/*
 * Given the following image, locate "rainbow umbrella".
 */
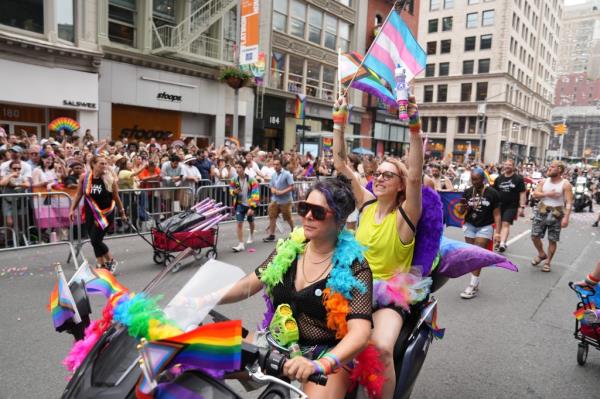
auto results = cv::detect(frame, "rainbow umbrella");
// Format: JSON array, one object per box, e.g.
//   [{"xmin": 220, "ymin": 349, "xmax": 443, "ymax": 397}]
[{"xmin": 48, "ymin": 117, "xmax": 80, "ymax": 134}]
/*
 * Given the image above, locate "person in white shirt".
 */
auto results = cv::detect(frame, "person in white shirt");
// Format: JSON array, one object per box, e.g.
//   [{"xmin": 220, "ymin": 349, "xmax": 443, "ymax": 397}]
[
  {"xmin": 182, "ymin": 154, "xmax": 201, "ymax": 207},
  {"xmin": 260, "ymin": 159, "xmax": 276, "ymax": 182},
  {"xmin": 244, "ymin": 152, "xmax": 262, "ymax": 181},
  {"xmin": 0, "ymin": 145, "xmax": 32, "ymax": 180}
]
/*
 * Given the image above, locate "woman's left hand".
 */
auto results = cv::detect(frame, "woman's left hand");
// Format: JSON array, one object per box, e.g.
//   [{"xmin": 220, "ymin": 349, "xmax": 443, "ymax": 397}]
[{"xmin": 283, "ymin": 356, "xmax": 317, "ymax": 383}]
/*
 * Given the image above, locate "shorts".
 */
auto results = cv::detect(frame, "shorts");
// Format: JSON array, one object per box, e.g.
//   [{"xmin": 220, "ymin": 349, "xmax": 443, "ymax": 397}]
[
  {"xmin": 268, "ymin": 201, "xmax": 292, "ymax": 221},
  {"xmin": 235, "ymin": 204, "xmax": 254, "ymax": 223},
  {"xmin": 500, "ymin": 207, "xmax": 518, "ymax": 225},
  {"xmin": 531, "ymin": 210, "xmax": 561, "ymax": 242},
  {"xmin": 463, "ymin": 223, "xmax": 494, "ymax": 240}
]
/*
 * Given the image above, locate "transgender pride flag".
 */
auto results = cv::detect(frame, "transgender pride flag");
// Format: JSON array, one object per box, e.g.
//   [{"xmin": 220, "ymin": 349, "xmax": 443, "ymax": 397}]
[{"xmin": 363, "ymin": 9, "xmax": 427, "ymax": 94}]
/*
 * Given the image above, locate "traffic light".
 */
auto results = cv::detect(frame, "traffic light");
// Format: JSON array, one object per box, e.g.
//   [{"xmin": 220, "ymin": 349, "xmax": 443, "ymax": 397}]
[{"xmin": 554, "ymin": 123, "xmax": 567, "ymax": 136}]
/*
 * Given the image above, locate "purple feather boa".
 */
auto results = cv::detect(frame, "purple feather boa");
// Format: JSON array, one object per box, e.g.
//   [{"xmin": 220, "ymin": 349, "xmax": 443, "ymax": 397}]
[
  {"xmin": 413, "ymin": 187, "xmax": 444, "ymax": 276},
  {"xmin": 260, "ymin": 291, "xmax": 275, "ymax": 330}
]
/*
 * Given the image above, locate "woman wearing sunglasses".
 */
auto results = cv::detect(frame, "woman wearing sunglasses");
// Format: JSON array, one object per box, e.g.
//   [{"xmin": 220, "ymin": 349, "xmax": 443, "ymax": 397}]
[
  {"xmin": 333, "ymin": 94, "xmax": 426, "ymax": 397},
  {"xmin": 204, "ymin": 177, "xmax": 375, "ymax": 398}
]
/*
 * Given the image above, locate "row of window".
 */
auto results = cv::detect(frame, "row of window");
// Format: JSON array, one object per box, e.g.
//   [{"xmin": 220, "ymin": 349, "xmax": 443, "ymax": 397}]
[
  {"xmin": 423, "ymin": 82, "xmax": 488, "ymax": 103},
  {"xmin": 426, "ymin": 35, "xmax": 492, "ymax": 56},
  {"xmin": 421, "ymin": 117, "xmax": 448, "ymax": 134},
  {"xmin": 466, "ymin": 10, "xmax": 495, "ymax": 28},
  {"xmin": 0, "ymin": 0, "xmax": 75, "ymax": 42},
  {"xmin": 428, "ymin": 17, "xmax": 453, "ymax": 33},
  {"xmin": 270, "ymin": 51, "xmax": 337, "ymax": 101},
  {"xmin": 273, "ymin": 0, "xmax": 351, "ymax": 53},
  {"xmin": 425, "ymin": 58, "xmax": 490, "ymax": 77},
  {"xmin": 429, "ymin": 0, "xmax": 495, "ymax": 11}
]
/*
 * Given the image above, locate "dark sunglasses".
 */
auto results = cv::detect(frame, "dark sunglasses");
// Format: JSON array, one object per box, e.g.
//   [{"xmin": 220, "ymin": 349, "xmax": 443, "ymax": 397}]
[
  {"xmin": 12, "ymin": 168, "xmax": 21, "ymax": 171},
  {"xmin": 373, "ymin": 170, "xmax": 402, "ymax": 181},
  {"xmin": 297, "ymin": 201, "xmax": 332, "ymax": 221}
]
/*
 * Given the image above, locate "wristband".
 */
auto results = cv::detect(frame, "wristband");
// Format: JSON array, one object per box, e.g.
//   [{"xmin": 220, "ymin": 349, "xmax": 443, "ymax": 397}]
[
  {"xmin": 333, "ymin": 123, "xmax": 343, "ymax": 131},
  {"xmin": 311, "ymin": 360, "xmax": 325, "ymax": 374},
  {"xmin": 408, "ymin": 108, "xmax": 421, "ymax": 133},
  {"xmin": 322, "ymin": 353, "xmax": 341, "ymax": 370},
  {"xmin": 587, "ymin": 273, "xmax": 600, "ymax": 284},
  {"xmin": 317, "ymin": 358, "xmax": 332, "ymax": 375},
  {"xmin": 332, "ymin": 104, "xmax": 349, "ymax": 125}
]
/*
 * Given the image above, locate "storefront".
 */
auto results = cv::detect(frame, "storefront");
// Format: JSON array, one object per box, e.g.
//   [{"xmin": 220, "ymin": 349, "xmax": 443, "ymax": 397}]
[
  {"xmin": 0, "ymin": 58, "xmax": 98, "ymax": 137},
  {"xmin": 426, "ymin": 139, "xmax": 446, "ymax": 160},
  {"xmin": 255, "ymin": 95, "xmax": 286, "ymax": 150},
  {"xmin": 99, "ymin": 60, "xmax": 254, "ymax": 145},
  {"xmin": 373, "ymin": 111, "xmax": 409, "ymax": 157},
  {"xmin": 453, "ymin": 139, "xmax": 483, "ymax": 164}
]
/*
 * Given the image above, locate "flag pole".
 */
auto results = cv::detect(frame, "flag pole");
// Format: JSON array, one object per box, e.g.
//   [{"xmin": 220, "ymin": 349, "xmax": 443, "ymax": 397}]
[{"xmin": 341, "ymin": 0, "xmax": 405, "ymax": 97}]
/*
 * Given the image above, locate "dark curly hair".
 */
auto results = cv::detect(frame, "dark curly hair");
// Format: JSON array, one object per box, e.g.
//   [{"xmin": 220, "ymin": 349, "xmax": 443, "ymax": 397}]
[{"xmin": 306, "ymin": 176, "xmax": 356, "ymax": 225}]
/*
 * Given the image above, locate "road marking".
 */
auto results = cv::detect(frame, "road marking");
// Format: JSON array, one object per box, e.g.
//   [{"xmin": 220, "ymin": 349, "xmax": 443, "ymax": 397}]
[{"xmin": 507, "ymin": 229, "xmax": 531, "ymax": 246}]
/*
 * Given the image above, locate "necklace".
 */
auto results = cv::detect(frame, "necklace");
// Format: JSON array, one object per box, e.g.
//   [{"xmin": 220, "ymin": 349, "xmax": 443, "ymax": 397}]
[
  {"xmin": 470, "ymin": 186, "xmax": 486, "ymax": 218},
  {"xmin": 306, "ymin": 242, "xmax": 333, "ymax": 264},
  {"xmin": 301, "ymin": 251, "xmax": 332, "ymax": 284}
]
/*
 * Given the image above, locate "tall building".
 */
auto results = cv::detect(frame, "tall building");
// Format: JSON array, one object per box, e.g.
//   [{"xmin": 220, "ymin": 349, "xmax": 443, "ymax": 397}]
[
  {"xmin": 413, "ymin": 0, "xmax": 560, "ymax": 164},
  {"xmin": 96, "ymin": 0, "xmax": 253, "ymax": 147},
  {"xmin": 256, "ymin": 0, "xmax": 366, "ymax": 151},
  {"xmin": 0, "ymin": 0, "xmax": 101, "ymax": 137}
]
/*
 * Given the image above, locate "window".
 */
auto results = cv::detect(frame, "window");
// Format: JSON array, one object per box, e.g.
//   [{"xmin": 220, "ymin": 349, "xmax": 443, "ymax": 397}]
[
  {"xmin": 153, "ymin": 0, "xmax": 175, "ymax": 27},
  {"xmin": 478, "ymin": 58, "xmax": 490, "ymax": 73},
  {"xmin": 463, "ymin": 60, "xmax": 474, "ymax": 74},
  {"xmin": 424, "ymin": 85, "xmax": 434, "ymax": 103},
  {"xmin": 338, "ymin": 0, "xmax": 351, "ymax": 6},
  {"xmin": 108, "ymin": 0, "xmax": 137, "ymax": 46},
  {"xmin": 0, "ymin": 0, "xmax": 44, "ymax": 34},
  {"xmin": 482, "ymin": 10, "xmax": 495, "ymax": 26},
  {"xmin": 440, "ymin": 117, "xmax": 448, "ymax": 133},
  {"xmin": 322, "ymin": 66, "xmax": 336, "ymax": 101},
  {"xmin": 468, "ymin": 116, "xmax": 477, "ymax": 133},
  {"xmin": 427, "ymin": 41, "xmax": 437, "ymax": 55},
  {"xmin": 458, "ymin": 117, "xmax": 466, "ymax": 133},
  {"xmin": 437, "ymin": 84, "xmax": 448, "ymax": 102},
  {"xmin": 324, "ymin": 14, "xmax": 337, "ymax": 50},
  {"xmin": 425, "ymin": 64, "xmax": 435, "ymax": 77},
  {"xmin": 271, "ymin": 51, "xmax": 285, "ymax": 90},
  {"xmin": 461, "ymin": 83, "xmax": 472, "ymax": 101},
  {"xmin": 306, "ymin": 8, "xmax": 322, "ymax": 44},
  {"xmin": 422, "ymin": 117, "xmax": 430, "ymax": 133},
  {"xmin": 468, "ymin": 0, "xmax": 480, "ymax": 4},
  {"xmin": 430, "ymin": 0, "xmax": 441, "ymax": 11},
  {"xmin": 476, "ymin": 82, "xmax": 488, "ymax": 101},
  {"xmin": 439, "ymin": 62, "xmax": 450, "ymax": 76},
  {"xmin": 338, "ymin": 20, "xmax": 350, "ymax": 52},
  {"xmin": 273, "ymin": 0, "xmax": 288, "ymax": 31},
  {"xmin": 466, "ymin": 13, "xmax": 478, "ymax": 28},
  {"xmin": 431, "ymin": 117, "xmax": 439, "ymax": 132},
  {"xmin": 306, "ymin": 61, "xmax": 320, "ymax": 97},
  {"xmin": 442, "ymin": 16, "xmax": 453, "ymax": 31},
  {"xmin": 444, "ymin": 0, "xmax": 454, "ymax": 8},
  {"xmin": 290, "ymin": 0, "xmax": 306, "ymax": 38},
  {"xmin": 464, "ymin": 36, "xmax": 476, "ymax": 51},
  {"xmin": 288, "ymin": 55, "xmax": 304, "ymax": 93},
  {"xmin": 480, "ymin": 34, "xmax": 492, "ymax": 49},
  {"xmin": 57, "ymin": 0, "xmax": 75, "ymax": 41},
  {"xmin": 428, "ymin": 19, "xmax": 439, "ymax": 33},
  {"xmin": 441, "ymin": 39, "xmax": 451, "ymax": 53}
]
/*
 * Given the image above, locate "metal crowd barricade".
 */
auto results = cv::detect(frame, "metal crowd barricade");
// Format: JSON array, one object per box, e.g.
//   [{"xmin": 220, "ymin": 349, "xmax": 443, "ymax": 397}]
[{"xmin": 0, "ymin": 191, "xmax": 76, "ymax": 251}]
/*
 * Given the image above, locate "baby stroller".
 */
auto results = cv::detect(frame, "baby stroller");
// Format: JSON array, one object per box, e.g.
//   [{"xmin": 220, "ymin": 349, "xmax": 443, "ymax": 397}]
[{"xmin": 568, "ymin": 282, "xmax": 600, "ymax": 365}]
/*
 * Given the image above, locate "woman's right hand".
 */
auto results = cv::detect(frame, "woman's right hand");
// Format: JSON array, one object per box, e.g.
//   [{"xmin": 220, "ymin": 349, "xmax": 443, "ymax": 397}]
[{"xmin": 283, "ymin": 356, "xmax": 319, "ymax": 383}]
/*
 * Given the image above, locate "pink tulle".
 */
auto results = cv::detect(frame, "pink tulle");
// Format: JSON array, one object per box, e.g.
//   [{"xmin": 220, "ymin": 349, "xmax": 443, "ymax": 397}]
[
  {"xmin": 350, "ymin": 344, "xmax": 386, "ymax": 399},
  {"xmin": 62, "ymin": 320, "xmax": 106, "ymax": 373},
  {"xmin": 373, "ymin": 268, "xmax": 432, "ymax": 311}
]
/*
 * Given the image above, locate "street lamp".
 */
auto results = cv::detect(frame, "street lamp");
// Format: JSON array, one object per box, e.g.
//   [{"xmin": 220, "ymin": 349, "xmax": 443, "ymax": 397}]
[{"xmin": 477, "ymin": 84, "xmax": 516, "ymax": 163}]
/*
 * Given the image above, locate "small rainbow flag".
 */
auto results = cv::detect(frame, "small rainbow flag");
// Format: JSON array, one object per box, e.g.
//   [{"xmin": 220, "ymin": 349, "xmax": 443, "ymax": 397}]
[
  {"xmin": 295, "ymin": 94, "xmax": 306, "ymax": 119},
  {"xmin": 49, "ymin": 265, "xmax": 81, "ymax": 330},
  {"xmin": 574, "ymin": 304, "xmax": 596, "ymax": 324},
  {"xmin": 86, "ymin": 267, "xmax": 128, "ymax": 298},
  {"xmin": 424, "ymin": 300, "xmax": 445, "ymax": 340},
  {"xmin": 48, "ymin": 117, "xmax": 80, "ymax": 133}
]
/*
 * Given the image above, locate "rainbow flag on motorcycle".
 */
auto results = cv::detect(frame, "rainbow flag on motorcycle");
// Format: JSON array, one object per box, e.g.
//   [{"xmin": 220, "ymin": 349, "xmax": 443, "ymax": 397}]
[
  {"xmin": 439, "ymin": 191, "xmax": 465, "ymax": 228},
  {"xmin": 68, "ymin": 260, "xmax": 128, "ymax": 298},
  {"xmin": 49, "ymin": 264, "xmax": 82, "ymax": 330}
]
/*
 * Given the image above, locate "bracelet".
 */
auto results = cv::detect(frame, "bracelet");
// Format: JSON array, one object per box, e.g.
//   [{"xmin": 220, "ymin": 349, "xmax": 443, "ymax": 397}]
[
  {"xmin": 585, "ymin": 277, "xmax": 598, "ymax": 286},
  {"xmin": 311, "ymin": 360, "xmax": 325, "ymax": 374},
  {"xmin": 333, "ymin": 123, "xmax": 343, "ymax": 131},
  {"xmin": 317, "ymin": 359, "xmax": 332, "ymax": 375},
  {"xmin": 322, "ymin": 353, "xmax": 341, "ymax": 370},
  {"xmin": 587, "ymin": 273, "xmax": 600, "ymax": 284}
]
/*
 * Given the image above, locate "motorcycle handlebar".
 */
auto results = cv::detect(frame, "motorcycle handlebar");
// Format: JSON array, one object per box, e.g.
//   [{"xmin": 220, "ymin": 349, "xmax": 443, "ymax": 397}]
[{"xmin": 252, "ymin": 345, "xmax": 328, "ymax": 386}]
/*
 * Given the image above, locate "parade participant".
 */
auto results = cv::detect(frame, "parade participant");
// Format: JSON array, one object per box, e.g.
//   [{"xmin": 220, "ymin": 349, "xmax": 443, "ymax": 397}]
[
  {"xmin": 574, "ymin": 259, "xmax": 600, "ymax": 324},
  {"xmin": 493, "ymin": 159, "xmax": 526, "ymax": 252},
  {"xmin": 69, "ymin": 155, "xmax": 126, "ymax": 273},
  {"xmin": 430, "ymin": 163, "xmax": 453, "ymax": 191},
  {"xmin": 333, "ymin": 94, "xmax": 425, "ymax": 397},
  {"xmin": 263, "ymin": 158, "xmax": 294, "ymax": 243},
  {"xmin": 213, "ymin": 177, "xmax": 373, "ymax": 398},
  {"xmin": 229, "ymin": 160, "xmax": 259, "ymax": 252},
  {"xmin": 459, "ymin": 167, "xmax": 501, "ymax": 299},
  {"xmin": 530, "ymin": 161, "xmax": 573, "ymax": 272}
]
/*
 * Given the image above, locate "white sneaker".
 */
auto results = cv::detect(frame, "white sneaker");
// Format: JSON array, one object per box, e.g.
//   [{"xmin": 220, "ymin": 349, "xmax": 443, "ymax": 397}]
[
  {"xmin": 460, "ymin": 284, "xmax": 479, "ymax": 299},
  {"xmin": 232, "ymin": 243, "xmax": 245, "ymax": 252},
  {"xmin": 246, "ymin": 235, "xmax": 254, "ymax": 244}
]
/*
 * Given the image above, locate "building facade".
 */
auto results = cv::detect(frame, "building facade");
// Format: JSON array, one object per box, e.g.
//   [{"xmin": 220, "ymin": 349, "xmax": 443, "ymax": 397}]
[
  {"xmin": 255, "ymin": 0, "xmax": 367, "ymax": 152},
  {"xmin": 550, "ymin": 106, "xmax": 600, "ymax": 160},
  {"xmin": 413, "ymin": 0, "xmax": 559, "ymax": 164},
  {"xmin": 0, "ymin": 0, "xmax": 101, "ymax": 138}
]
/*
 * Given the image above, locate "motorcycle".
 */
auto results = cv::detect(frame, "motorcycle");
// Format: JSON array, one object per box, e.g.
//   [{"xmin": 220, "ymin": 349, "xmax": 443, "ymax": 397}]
[
  {"xmin": 573, "ymin": 176, "xmax": 593, "ymax": 213},
  {"xmin": 59, "ymin": 259, "xmax": 449, "ymax": 399}
]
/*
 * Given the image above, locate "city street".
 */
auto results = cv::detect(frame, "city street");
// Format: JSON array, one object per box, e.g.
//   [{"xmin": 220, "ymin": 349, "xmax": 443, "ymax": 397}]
[{"xmin": 1, "ymin": 210, "xmax": 599, "ymax": 399}]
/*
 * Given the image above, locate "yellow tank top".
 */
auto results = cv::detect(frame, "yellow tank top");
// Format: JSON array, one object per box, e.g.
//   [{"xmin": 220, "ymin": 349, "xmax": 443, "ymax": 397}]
[{"xmin": 355, "ymin": 202, "xmax": 415, "ymax": 280}]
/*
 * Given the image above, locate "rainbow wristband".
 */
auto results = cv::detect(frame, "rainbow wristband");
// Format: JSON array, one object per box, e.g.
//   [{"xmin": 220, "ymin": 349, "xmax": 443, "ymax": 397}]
[
  {"xmin": 322, "ymin": 353, "xmax": 341, "ymax": 370},
  {"xmin": 408, "ymin": 108, "xmax": 421, "ymax": 133},
  {"xmin": 332, "ymin": 105, "xmax": 349, "ymax": 125},
  {"xmin": 311, "ymin": 360, "xmax": 325, "ymax": 374}
]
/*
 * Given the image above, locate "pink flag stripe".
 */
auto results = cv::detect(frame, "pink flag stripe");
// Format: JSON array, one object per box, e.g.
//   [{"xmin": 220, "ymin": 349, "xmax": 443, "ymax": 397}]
[{"xmin": 379, "ymin": 25, "xmax": 423, "ymax": 77}]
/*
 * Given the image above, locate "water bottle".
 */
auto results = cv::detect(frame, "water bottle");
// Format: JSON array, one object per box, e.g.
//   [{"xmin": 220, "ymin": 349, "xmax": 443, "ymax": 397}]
[{"xmin": 395, "ymin": 65, "xmax": 409, "ymax": 121}]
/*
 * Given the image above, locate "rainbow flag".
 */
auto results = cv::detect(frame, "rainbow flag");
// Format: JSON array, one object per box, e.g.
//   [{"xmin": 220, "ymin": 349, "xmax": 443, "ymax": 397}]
[
  {"xmin": 49, "ymin": 265, "xmax": 81, "ymax": 329},
  {"xmin": 338, "ymin": 51, "xmax": 396, "ymax": 107},
  {"xmin": 295, "ymin": 94, "xmax": 306, "ymax": 119},
  {"xmin": 86, "ymin": 267, "xmax": 128, "ymax": 297},
  {"xmin": 362, "ymin": 9, "xmax": 426, "ymax": 96}
]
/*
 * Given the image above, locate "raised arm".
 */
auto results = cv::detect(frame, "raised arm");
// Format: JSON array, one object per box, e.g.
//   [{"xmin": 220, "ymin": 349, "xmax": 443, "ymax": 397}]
[
  {"xmin": 332, "ymin": 96, "xmax": 374, "ymax": 208},
  {"xmin": 400, "ymin": 95, "xmax": 424, "ymax": 227}
]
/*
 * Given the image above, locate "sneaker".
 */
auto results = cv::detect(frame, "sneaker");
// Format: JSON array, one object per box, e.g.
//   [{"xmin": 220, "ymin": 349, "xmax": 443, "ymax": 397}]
[
  {"xmin": 263, "ymin": 235, "xmax": 276, "ymax": 243},
  {"xmin": 498, "ymin": 243, "xmax": 507, "ymax": 253},
  {"xmin": 246, "ymin": 235, "xmax": 254, "ymax": 244},
  {"xmin": 232, "ymin": 243, "xmax": 245, "ymax": 252},
  {"xmin": 460, "ymin": 284, "xmax": 479, "ymax": 299},
  {"xmin": 593, "ymin": 221, "xmax": 599, "ymax": 227},
  {"xmin": 105, "ymin": 259, "xmax": 118, "ymax": 274}
]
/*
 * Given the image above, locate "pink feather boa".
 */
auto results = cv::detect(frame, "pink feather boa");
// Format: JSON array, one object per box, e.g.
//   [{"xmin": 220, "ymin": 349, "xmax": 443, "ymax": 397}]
[{"xmin": 373, "ymin": 268, "xmax": 432, "ymax": 311}]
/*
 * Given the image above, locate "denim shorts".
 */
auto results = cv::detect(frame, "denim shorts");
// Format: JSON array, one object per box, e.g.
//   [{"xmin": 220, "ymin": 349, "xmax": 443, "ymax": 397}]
[
  {"xmin": 235, "ymin": 204, "xmax": 254, "ymax": 223},
  {"xmin": 463, "ymin": 222, "xmax": 494, "ymax": 240}
]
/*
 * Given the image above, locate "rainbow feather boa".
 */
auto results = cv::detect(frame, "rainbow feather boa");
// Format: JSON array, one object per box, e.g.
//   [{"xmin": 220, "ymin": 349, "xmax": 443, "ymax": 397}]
[
  {"xmin": 372, "ymin": 268, "xmax": 432, "ymax": 312},
  {"xmin": 260, "ymin": 228, "xmax": 385, "ymax": 398}
]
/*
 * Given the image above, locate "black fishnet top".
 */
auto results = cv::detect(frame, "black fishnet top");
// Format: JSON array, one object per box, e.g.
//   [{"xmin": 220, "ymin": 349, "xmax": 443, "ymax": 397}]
[{"xmin": 256, "ymin": 250, "xmax": 373, "ymax": 346}]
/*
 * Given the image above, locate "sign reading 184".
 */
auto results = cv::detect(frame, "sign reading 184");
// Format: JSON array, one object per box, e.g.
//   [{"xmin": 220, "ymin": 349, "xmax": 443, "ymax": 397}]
[{"xmin": 268, "ymin": 116, "xmax": 281, "ymax": 126}]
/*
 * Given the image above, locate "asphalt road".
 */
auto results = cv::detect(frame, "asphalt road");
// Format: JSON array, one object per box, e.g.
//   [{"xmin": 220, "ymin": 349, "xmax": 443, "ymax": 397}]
[{"xmin": 1, "ymin": 209, "xmax": 599, "ymax": 399}]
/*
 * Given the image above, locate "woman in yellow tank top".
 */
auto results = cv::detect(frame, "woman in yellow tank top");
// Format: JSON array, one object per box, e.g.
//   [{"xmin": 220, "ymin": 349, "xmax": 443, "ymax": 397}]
[{"xmin": 333, "ymin": 95, "xmax": 427, "ymax": 398}]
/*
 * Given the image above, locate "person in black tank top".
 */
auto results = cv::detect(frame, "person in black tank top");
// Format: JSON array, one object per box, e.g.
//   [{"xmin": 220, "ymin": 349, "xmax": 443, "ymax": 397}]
[{"xmin": 70, "ymin": 155, "xmax": 127, "ymax": 273}]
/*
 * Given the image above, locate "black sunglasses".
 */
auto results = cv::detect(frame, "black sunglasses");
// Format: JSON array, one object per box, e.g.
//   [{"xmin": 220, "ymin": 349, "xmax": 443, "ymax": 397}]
[
  {"xmin": 297, "ymin": 201, "xmax": 332, "ymax": 221},
  {"xmin": 12, "ymin": 168, "xmax": 21, "ymax": 171},
  {"xmin": 373, "ymin": 170, "xmax": 402, "ymax": 181}
]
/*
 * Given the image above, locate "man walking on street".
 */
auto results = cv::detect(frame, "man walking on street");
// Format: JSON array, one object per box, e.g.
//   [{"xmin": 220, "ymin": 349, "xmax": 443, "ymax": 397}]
[
  {"xmin": 493, "ymin": 159, "xmax": 526, "ymax": 252},
  {"xmin": 229, "ymin": 160, "xmax": 259, "ymax": 252},
  {"xmin": 263, "ymin": 158, "xmax": 294, "ymax": 242},
  {"xmin": 530, "ymin": 161, "xmax": 573, "ymax": 272}
]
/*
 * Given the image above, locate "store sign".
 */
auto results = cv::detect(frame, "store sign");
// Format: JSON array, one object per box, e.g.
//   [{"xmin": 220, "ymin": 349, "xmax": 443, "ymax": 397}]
[
  {"xmin": 63, "ymin": 100, "xmax": 97, "ymax": 109},
  {"xmin": 112, "ymin": 104, "xmax": 181, "ymax": 143},
  {"xmin": 240, "ymin": 0, "xmax": 259, "ymax": 65},
  {"xmin": 118, "ymin": 125, "xmax": 176, "ymax": 141},
  {"xmin": 157, "ymin": 92, "xmax": 182, "ymax": 102}
]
